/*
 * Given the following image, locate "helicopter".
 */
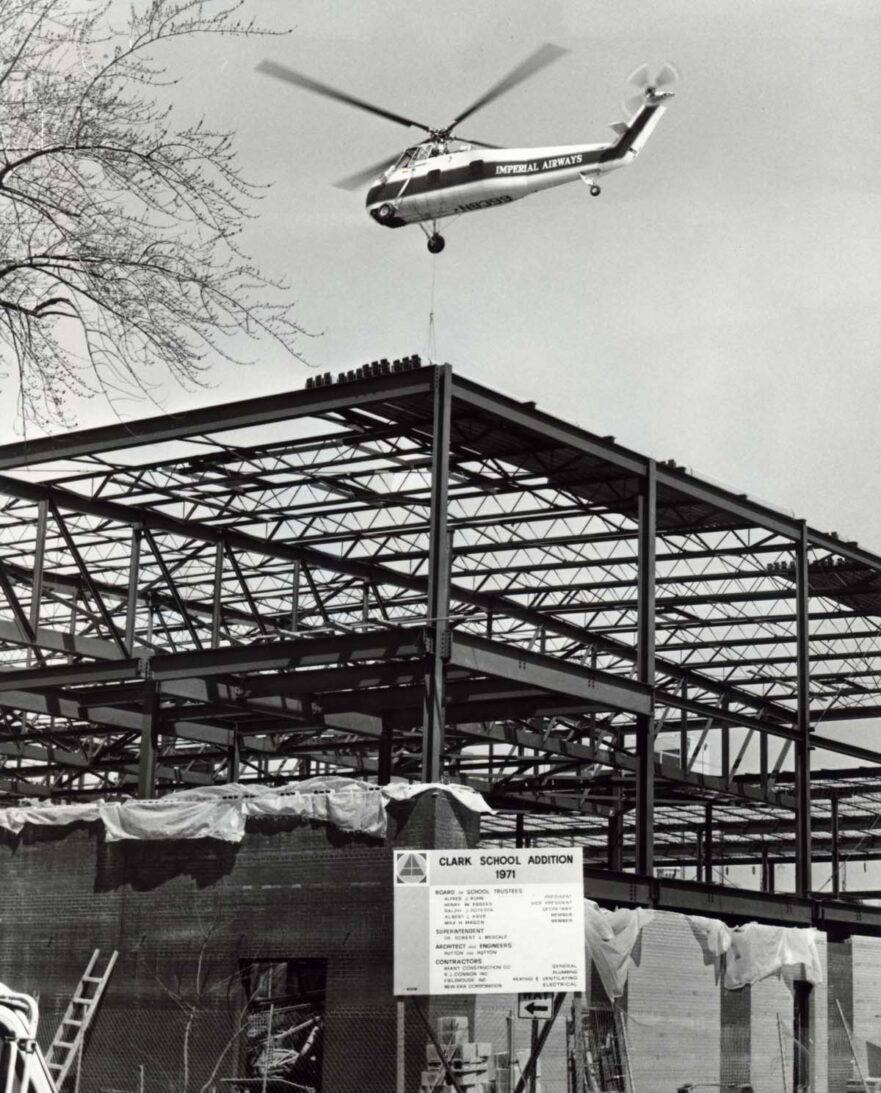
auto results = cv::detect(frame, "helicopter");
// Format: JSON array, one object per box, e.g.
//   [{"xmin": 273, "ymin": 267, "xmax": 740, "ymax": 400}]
[{"xmin": 257, "ymin": 45, "xmax": 679, "ymax": 253}]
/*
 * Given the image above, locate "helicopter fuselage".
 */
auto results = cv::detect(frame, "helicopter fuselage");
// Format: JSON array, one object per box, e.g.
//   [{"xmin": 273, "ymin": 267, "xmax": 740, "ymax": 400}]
[{"xmin": 366, "ymin": 99, "xmax": 667, "ymax": 228}]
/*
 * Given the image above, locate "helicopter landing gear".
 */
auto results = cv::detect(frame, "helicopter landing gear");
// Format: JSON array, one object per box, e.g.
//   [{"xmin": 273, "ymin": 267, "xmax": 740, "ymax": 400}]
[
  {"xmin": 427, "ymin": 233, "xmax": 445, "ymax": 254},
  {"xmin": 377, "ymin": 202, "xmax": 396, "ymax": 221},
  {"xmin": 589, "ymin": 184, "xmax": 601, "ymax": 196}
]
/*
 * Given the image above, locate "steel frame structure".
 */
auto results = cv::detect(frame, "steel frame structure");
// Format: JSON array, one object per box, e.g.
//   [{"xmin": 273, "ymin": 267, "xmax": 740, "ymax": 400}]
[{"xmin": 1, "ymin": 358, "xmax": 881, "ymax": 921}]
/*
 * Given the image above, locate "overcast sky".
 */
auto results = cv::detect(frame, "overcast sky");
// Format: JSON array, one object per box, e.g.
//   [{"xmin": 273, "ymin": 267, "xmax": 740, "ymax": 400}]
[{"xmin": 22, "ymin": 0, "xmax": 881, "ymax": 555}]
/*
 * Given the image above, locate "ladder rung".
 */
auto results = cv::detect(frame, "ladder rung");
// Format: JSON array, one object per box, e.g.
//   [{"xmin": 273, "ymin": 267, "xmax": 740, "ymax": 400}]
[
  {"xmin": 72, "ymin": 997, "xmax": 94, "ymax": 1005},
  {"xmin": 54, "ymin": 1041, "xmax": 76, "ymax": 1049},
  {"xmin": 82, "ymin": 976, "xmax": 103, "ymax": 983},
  {"xmin": 62, "ymin": 1019, "xmax": 84, "ymax": 1027}
]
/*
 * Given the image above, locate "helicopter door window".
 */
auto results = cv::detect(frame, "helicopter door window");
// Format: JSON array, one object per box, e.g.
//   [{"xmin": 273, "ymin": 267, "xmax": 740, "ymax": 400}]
[
  {"xmin": 468, "ymin": 159, "xmax": 484, "ymax": 178},
  {"xmin": 427, "ymin": 168, "xmax": 441, "ymax": 187}
]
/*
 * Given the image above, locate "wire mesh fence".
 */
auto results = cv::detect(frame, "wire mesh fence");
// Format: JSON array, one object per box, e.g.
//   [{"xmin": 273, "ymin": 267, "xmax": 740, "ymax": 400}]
[
  {"xmin": 27, "ymin": 932, "xmax": 881, "ymax": 1093},
  {"xmin": 44, "ymin": 986, "xmax": 830, "ymax": 1093}
]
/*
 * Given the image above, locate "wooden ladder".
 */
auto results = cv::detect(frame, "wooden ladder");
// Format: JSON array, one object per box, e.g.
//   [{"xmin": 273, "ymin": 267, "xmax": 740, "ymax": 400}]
[{"xmin": 45, "ymin": 949, "xmax": 119, "ymax": 1088}]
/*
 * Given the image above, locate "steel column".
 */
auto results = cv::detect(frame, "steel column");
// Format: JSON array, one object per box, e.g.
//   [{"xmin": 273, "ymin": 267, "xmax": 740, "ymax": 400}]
[
  {"xmin": 703, "ymin": 803, "xmax": 714, "ymax": 884},
  {"xmin": 607, "ymin": 807, "xmax": 624, "ymax": 871},
  {"xmin": 137, "ymin": 680, "xmax": 160, "ymax": 799},
  {"xmin": 635, "ymin": 460, "xmax": 656, "ymax": 875},
  {"xmin": 211, "ymin": 540, "xmax": 224, "ymax": 646},
  {"xmin": 26, "ymin": 500, "xmax": 48, "ymax": 667},
  {"xmin": 291, "ymin": 560, "xmax": 301, "ymax": 634},
  {"xmin": 831, "ymin": 795, "xmax": 840, "ymax": 897},
  {"xmin": 227, "ymin": 733, "xmax": 241, "ymax": 783},
  {"xmin": 795, "ymin": 521, "xmax": 812, "ymax": 896},
  {"xmin": 679, "ymin": 682, "xmax": 688, "ymax": 769},
  {"xmin": 378, "ymin": 720, "xmax": 394, "ymax": 786},
  {"xmin": 125, "ymin": 526, "xmax": 142, "ymax": 655},
  {"xmin": 421, "ymin": 365, "xmax": 452, "ymax": 782}
]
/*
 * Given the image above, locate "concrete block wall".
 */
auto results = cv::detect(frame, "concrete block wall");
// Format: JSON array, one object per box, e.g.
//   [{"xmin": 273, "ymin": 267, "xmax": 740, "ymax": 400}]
[
  {"xmin": 828, "ymin": 938, "xmax": 854, "ymax": 1092},
  {"xmin": 850, "ymin": 936, "xmax": 881, "ymax": 1081},
  {"xmin": 720, "ymin": 980, "xmax": 750, "ymax": 1091},
  {"xmin": 619, "ymin": 912, "xmax": 831, "ymax": 1093},
  {"xmin": 625, "ymin": 911, "xmax": 722, "ymax": 1092},
  {"xmin": 815, "ymin": 935, "xmax": 830, "ymax": 1093},
  {"xmin": 749, "ymin": 970, "xmax": 797, "ymax": 1093}
]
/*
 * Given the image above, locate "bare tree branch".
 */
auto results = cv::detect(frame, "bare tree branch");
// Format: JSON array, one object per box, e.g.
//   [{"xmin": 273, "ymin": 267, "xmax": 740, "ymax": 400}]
[{"xmin": 0, "ymin": 0, "xmax": 304, "ymax": 426}]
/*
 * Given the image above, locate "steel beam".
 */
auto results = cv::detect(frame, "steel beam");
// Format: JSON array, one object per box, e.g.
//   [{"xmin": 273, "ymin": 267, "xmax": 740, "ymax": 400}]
[
  {"xmin": 0, "ymin": 369, "xmax": 435, "ymax": 470},
  {"xmin": 455, "ymin": 721, "xmax": 795, "ymax": 809},
  {"xmin": 448, "ymin": 632, "xmax": 652, "ymax": 715},
  {"xmin": 451, "ymin": 375, "xmax": 881, "ymax": 572},
  {"xmin": 0, "ymin": 471, "xmax": 804, "ymax": 734}
]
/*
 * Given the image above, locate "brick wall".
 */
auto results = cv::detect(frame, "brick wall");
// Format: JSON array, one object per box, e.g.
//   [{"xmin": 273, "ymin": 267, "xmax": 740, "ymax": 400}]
[{"xmin": 0, "ymin": 793, "xmax": 479, "ymax": 1093}]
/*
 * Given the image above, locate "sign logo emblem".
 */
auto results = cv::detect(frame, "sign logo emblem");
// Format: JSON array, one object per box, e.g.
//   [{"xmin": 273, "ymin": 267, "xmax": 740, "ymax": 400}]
[{"xmin": 395, "ymin": 851, "xmax": 428, "ymax": 884}]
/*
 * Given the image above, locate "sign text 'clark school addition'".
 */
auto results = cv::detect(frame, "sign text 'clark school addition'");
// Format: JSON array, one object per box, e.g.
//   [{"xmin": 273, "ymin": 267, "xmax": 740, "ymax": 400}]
[{"xmin": 393, "ymin": 849, "xmax": 585, "ymax": 996}]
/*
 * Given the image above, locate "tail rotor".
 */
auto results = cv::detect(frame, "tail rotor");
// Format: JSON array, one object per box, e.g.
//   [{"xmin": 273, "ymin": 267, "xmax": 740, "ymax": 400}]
[{"xmin": 622, "ymin": 61, "xmax": 681, "ymax": 118}]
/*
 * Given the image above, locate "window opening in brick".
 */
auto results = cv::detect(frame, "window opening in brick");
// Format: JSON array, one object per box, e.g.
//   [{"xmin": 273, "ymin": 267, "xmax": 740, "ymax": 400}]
[{"xmin": 238, "ymin": 959, "xmax": 326, "ymax": 1093}]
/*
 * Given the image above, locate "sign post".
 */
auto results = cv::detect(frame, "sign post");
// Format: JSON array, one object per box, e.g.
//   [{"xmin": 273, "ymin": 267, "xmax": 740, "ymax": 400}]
[{"xmin": 393, "ymin": 848, "xmax": 585, "ymax": 996}]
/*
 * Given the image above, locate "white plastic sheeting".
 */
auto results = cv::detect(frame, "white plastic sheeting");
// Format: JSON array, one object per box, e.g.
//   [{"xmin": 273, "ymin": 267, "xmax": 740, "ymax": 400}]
[
  {"xmin": 583, "ymin": 899, "xmax": 656, "ymax": 1000},
  {"xmin": 0, "ymin": 777, "xmax": 494, "ymax": 843},
  {"xmin": 0, "ymin": 801, "xmax": 101, "ymax": 833},
  {"xmin": 583, "ymin": 906, "xmax": 823, "ymax": 999},
  {"xmin": 688, "ymin": 915, "xmax": 823, "ymax": 989}
]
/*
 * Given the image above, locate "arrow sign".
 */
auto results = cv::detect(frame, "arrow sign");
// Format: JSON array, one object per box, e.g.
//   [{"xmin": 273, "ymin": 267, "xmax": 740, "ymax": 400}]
[{"xmin": 518, "ymin": 993, "xmax": 554, "ymax": 1020}]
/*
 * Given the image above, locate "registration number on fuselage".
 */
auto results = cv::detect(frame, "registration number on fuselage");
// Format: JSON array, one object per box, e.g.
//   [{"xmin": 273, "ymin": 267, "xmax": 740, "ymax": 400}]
[{"xmin": 455, "ymin": 195, "xmax": 514, "ymax": 213}]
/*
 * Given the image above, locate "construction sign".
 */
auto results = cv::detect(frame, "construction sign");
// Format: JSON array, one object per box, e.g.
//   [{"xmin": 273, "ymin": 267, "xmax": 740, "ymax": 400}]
[{"xmin": 393, "ymin": 848, "xmax": 585, "ymax": 995}]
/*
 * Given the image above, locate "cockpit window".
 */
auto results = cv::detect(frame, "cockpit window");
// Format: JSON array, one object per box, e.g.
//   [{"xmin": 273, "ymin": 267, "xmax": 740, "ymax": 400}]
[
  {"xmin": 395, "ymin": 147, "xmax": 420, "ymax": 169},
  {"xmin": 391, "ymin": 143, "xmax": 443, "ymax": 172}
]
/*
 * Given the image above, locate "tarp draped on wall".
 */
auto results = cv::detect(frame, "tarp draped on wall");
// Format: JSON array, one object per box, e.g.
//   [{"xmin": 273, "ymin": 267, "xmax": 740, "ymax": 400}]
[
  {"xmin": 582, "ymin": 904, "xmax": 823, "ymax": 998},
  {"xmin": 583, "ymin": 899, "xmax": 655, "ymax": 1000},
  {"xmin": 0, "ymin": 777, "xmax": 494, "ymax": 842},
  {"xmin": 687, "ymin": 915, "xmax": 823, "ymax": 988}
]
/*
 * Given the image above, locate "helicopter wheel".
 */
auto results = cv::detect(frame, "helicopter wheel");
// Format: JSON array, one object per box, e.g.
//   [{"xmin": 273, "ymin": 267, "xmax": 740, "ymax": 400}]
[
  {"xmin": 377, "ymin": 203, "xmax": 396, "ymax": 221},
  {"xmin": 589, "ymin": 184, "xmax": 601, "ymax": 196},
  {"xmin": 427, "ymin": 233, "xmax": 445, "ymax": 254}
]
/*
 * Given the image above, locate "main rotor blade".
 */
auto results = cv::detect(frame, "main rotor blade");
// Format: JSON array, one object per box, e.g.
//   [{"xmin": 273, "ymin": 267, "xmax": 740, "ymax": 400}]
[
  {"xmin": 448, "ymin": 42, "xmax": 568, "ymax": 129},
  {"xmin": 333, "ymin": 154, "xmax": 400, "ymax": 191},
  {"xmin": 257, "ymin": 59, "xmax": 432, "ymax": 133}
]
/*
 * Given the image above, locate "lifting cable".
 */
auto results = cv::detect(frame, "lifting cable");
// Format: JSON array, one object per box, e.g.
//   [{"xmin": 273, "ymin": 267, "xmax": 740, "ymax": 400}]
[{"xmin": 426, "ymin": 244, "xmax": 439, "ymax": 362}]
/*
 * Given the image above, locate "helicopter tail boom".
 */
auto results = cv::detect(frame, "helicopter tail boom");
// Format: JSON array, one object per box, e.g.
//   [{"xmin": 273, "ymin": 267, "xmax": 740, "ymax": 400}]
[{"xmin": 600, "ymin": 98, "xmax": 670, "ymax": 167}]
